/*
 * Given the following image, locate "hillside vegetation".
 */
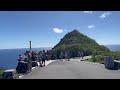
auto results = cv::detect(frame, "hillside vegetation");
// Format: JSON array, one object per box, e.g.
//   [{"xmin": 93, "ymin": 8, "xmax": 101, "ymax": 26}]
[
  {"xmin": 51, "ymin": 29, "xmax": 110, "ymax": 58},
  {"xmin": 0, "ymin": 69, "xmax": 4, "ymax": 78}
]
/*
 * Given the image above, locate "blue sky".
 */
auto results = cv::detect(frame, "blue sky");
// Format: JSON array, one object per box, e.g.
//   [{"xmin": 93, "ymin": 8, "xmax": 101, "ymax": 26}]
[{"xmin": 0, "ymin": 11, "xmax": 119, "ymax": 49}]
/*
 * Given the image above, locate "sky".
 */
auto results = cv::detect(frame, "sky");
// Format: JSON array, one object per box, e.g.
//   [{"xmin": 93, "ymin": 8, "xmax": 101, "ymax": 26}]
[{"xmin": 0, "ymin": 11, "xmax": 120, "ymax": 49}]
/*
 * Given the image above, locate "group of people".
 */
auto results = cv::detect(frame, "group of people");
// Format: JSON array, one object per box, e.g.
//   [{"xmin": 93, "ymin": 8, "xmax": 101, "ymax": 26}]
[
  {"xmin": 18, "ymin": 51, "xmax": 32, "ymax": 62},
  {"xmin": 18, "ymin": 50, "xmax": 53, "ymax": 70},
  {"xmin": 59, "ymin": 51, "xmax": 70, "ymax": 61},
  {"xmin": 17, "ymin": 50, "xmax": 84, "ymax": 71},
  {"xmin": 18, "ymin": 51, "xmax": 32, "ymax": 72},
  {"xmin": 59, "ymin": 51, "xmax": 84, "ymax": 61},
  {"xmin": 38, "ymin": 50, "xmax": 48, "ymax": 67},
  {"xmin": 78, "ymin": 52, "xmax": 84, "ymax": 59}
]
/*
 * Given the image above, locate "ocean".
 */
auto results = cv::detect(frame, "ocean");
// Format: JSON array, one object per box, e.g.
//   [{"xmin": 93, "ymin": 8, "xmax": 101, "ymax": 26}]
[
  {"xmin": 105, "ymin": 45, "xmax": 120, "ymax": 51},
  {"xmin": 0, "ymin": 47, "xmax": 51, "ymax": 70}
]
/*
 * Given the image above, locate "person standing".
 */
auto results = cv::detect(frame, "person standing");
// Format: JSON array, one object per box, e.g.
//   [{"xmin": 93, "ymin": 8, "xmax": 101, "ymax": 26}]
[
  {"xmin": 24, "ymin": 53, "xmax": 28, "ymax": 62},
  {"xmin": 78, "ymin": 51, "xmax": 81, "ymax": 58},
  {"xmin": 38, "ymin": 51, "xmax": 42, "ymax": 67},
  {"xmin": 27, "ymin": 51, "xmax": 32, "ymax": 72},
  {"xmin": 60, "ymin": 51, "xmax": 64, "ymax": 61},
  {"xmin": 81, "ymin": 52, "xmax": 84, "ymax": 59},
  {"xmin": 42, "ymin": 50, "xmax": 46, "ymax": 66},
  {"xmin": 65, "ymin": 51, "xmax": 68, "ymax": 61},
  {"xmin": 67, "ymin": 51, "xmax": 70, "ymax": 61}
]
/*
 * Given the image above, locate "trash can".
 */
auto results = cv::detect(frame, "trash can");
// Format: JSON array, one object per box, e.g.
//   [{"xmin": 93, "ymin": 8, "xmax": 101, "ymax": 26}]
[
  {"xmin": 114, "ymin": 61, "xmax": 119, "ymax": 70},
  {"xmin": 104, "ymin": 56, "xmax": 114, "ymax": 69}
]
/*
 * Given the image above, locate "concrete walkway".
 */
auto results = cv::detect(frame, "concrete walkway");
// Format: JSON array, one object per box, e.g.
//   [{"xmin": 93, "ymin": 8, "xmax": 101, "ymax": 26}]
[{"xmin": 21, "ymin": 58, "xmax": 120, "ymax": 79}]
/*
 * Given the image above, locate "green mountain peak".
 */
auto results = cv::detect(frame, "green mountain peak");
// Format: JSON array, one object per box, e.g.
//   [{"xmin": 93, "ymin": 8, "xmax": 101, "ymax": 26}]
[{"xmin": 51, "ymin": 29, "xmax": 110, "ymax": 58}]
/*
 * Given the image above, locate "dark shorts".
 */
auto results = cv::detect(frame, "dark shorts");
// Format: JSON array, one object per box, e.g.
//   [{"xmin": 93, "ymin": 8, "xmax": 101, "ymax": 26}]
[{"xmin": 42, "ymin": 59, "xmax": 45, "ymax": 61}]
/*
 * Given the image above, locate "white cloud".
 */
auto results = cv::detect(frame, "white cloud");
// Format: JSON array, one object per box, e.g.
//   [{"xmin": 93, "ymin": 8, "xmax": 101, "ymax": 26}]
[
  {"xmin": 99, "ymin": 12, "xmax": 111, "ymax": 19},
  {"xmin": 88, "ymin": 24, "xmax": 95, "ymax": 29},
  {"xmin": 83, "ymin": 11, "xmax": 92, "ymax": 14},
  {"xmin": 53, "ymin": 28, "xmax": 63, "ymax": 33}
]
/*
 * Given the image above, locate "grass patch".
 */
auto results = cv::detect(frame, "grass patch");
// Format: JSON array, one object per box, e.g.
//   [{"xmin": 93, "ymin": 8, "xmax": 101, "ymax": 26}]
[
  {"xmin": 87, "ymin": 51, "xmax": 120, "ymax": 63},
  {"xmin": 85, "ymin": 58, "xmax": 101, "ymax": 64},
  {"xmin": 0, "ymin": 69, "xmax": 4, "ymax": 79},
  {"xmin": 85, "ymin": 55, "xmax": 104, "ymax": 64}
]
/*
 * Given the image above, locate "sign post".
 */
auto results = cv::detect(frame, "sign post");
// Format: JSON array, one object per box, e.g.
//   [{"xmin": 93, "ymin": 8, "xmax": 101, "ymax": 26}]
[{"xmin": 30, "ymin": 41, "xmax": 31, "ymax": 53}]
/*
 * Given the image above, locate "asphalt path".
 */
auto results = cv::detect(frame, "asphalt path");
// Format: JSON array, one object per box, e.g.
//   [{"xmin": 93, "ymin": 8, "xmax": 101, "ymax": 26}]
[{"xmin": 21, "ymin": 57, "xmax": 120, "ymax": 79}]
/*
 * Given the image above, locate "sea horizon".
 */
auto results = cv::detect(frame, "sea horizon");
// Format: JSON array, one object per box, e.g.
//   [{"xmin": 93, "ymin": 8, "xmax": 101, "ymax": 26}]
[
  {"xmin": 0, "ymin": 47, "xmax": 52, "ymax": 70},
  {"xmin": 0, "ymin": 47, "xmax": 52, "ymax": 50}
]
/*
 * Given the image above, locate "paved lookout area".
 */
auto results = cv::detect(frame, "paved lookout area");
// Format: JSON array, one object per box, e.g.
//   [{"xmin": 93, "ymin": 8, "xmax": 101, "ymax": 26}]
[{"xmin": 21, "ymin": 58, "xmax": 120, "ymax": 79}]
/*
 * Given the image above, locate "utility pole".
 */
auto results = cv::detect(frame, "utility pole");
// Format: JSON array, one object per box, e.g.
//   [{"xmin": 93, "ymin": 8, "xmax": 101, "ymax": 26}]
[{"xmin": 30, "ymin": 41, "xmax": 31, "ymax": 53}]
